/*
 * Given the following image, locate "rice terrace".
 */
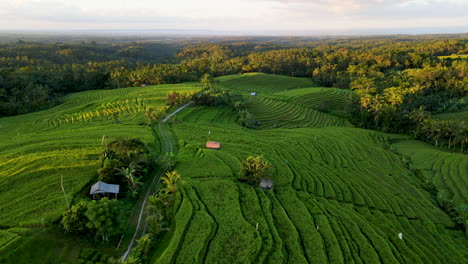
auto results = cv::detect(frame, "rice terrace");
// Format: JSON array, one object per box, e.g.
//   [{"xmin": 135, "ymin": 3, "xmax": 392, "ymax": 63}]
[{"xmin": 0, "ymin": 32, "xmax": 467, "ymax": 264}]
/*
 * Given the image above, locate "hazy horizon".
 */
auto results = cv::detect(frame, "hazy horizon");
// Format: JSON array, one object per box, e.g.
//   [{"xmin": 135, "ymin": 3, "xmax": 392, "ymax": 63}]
[{"xmin": 1, "ymin": 0, "xmax": 467, "ymax": 35}]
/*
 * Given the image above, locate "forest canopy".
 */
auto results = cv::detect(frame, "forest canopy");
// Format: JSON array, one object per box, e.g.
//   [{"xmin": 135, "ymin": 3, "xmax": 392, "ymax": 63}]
[{"xmin": 0, "ymin": 35, "xmax": 467, "ymax": 149}]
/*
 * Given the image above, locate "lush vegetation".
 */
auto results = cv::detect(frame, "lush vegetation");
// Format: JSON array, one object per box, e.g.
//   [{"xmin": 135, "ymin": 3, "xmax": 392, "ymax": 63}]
[
  {"xmin": 1, "ymin": 34, "xmax": 467, "ymax": 263},
  {"xmin": 0, "ymin": 82, "xmax": 199, "ymax": 262},
  {"xmin": 150, "ymin": 74, "xmax": 467, "ymax": 263}
]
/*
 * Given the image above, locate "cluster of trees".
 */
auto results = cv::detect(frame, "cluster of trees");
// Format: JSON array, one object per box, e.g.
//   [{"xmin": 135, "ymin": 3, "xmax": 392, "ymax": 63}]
[
  {"xmin": 98, "ymin": 138, "xmax": 151, "ymax": 198},
  {"xmin": 61, "ymin": 138, "xmax": 153, "ymax": 242},
  {"xmin": 2, "ymin": 36, "xmax": 466, "ymax": 118},
  {"xmin": 61, "ymin": 198, "xmax": 124, "ymax": 241},
  {"xmin": 166, "ymin": 91, "xmax": 195, "ymax": 107},
  {"xmin": 239, "ymin": 156, "xmax": 271, "ymax": 185},
  {"xmin": 348, "ymin": 59, "xmax": 467, "ymax": 151},
  {"xmin": 409, "ymin": 109, "xmax": 468, "ymax": 152}
]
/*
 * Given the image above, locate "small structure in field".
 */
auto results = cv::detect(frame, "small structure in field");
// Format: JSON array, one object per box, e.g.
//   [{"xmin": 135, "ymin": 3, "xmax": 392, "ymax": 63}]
[
  {"xmin": 250, "ymin": 92, "xmax": 257, "ymax": 96},
  {"xmin": 90, "ymin": 181, "xmax": 119, "ymax": 199},
  {"xmin": 140, "ymin": 83, "xmax": 147, "ymax": 87},
  {"xmin": 260, "ymin": 178, "xmax": 273, "ymax": 190},
  {"xmin": 206, "ymin": 141, "xmax": 221, "ymax": 150}
]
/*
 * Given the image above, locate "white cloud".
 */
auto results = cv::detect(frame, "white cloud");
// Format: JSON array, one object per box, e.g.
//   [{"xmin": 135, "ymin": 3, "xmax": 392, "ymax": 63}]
[{"xmin": 0, "ymin": 0, "xmax": 467, "ymax": 33}]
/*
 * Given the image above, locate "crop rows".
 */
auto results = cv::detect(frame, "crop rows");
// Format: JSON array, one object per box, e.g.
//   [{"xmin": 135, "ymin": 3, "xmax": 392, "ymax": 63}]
[
  {"xmin": 0, "ymin": 82, "xmax": 200, "ymax": 249},
  {"xmin": 217, "ymin": 73, "xmax": 315, "ymax": 94},
  {"xmin": 246, "ymin": 97, "xmax": 351, "ymax": 128},
  {"xmin": 152, "ymin": 105, "xmax": 467, "ymax": 263},
  {"xmin": 394, "ymin": 140, "xmax": 468, "ymax": 203},
  {"xmin": 287, "ymin": 88, "xmax": 352, "ymax": 113}
]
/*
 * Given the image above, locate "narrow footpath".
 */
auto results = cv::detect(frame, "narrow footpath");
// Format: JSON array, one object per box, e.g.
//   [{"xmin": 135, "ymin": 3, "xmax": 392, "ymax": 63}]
[{"xmin": 121, "ymin": 102, "xmax": 192, "ymax": 262}]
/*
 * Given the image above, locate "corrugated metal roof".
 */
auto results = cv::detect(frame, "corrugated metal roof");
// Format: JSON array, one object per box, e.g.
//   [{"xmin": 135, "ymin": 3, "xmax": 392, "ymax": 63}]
[
  {"xmin": 260, "ymin": 179, "xmax": 273, "ymax": 189},
  {"xmin": 206, "ymin": 141, "xmax": 221, "ymax": 149},
  {"xmin": 90, "ymin": 181, "xmax": 120, "ymax": 195}
]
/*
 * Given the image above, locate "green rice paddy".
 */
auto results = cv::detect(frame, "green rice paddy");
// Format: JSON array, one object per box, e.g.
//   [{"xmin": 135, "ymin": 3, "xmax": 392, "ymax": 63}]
[
  {"xmin": 0, "ymin": 83, "xmax": 199, "ymax": 256},
  {"xmin": 151, "ymin": 74, "xmax": 467, "ymax": 263},
  {"xmin": 0, "ymin": 73, "xmax": 466, "ymax": 263}
]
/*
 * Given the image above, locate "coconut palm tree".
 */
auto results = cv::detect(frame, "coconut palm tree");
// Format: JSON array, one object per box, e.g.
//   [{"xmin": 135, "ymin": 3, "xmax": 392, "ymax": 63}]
[
  {"xmin": 161, "ymin": 170, "xmax": 181, "ymax": 194},
  {"xmin": 118, "ymin": 165, "xmax": 142, "ymax": 197}
]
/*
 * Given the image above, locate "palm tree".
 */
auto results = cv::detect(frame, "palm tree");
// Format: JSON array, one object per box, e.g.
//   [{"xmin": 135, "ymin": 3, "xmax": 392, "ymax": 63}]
[
  {"xmin": 147, "ymin": 191, "xmax": 173, "ymax": 224},
  {"xmin": 136, "ymin": 234, "xmax": 153, "ymax": 258},
  {"xmin": 117, "ymin": 165, "xmax": 142, "ymax": 197},
  {"xmin": 161, "ymin": 170, "xmax": 181, "ymax": 194}
]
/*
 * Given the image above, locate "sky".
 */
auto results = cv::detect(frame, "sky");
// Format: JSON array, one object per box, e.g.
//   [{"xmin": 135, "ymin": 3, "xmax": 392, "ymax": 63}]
[{"xmin": 0, "ymin": 0, "xmax": 467, "ymax": 35}]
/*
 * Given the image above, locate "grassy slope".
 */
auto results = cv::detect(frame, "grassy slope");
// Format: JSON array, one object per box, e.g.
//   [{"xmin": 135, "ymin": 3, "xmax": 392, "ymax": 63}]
[
  {"xmin": 152, "ymin": 74, "xmax": 467, "ymax": 263},
  {"xmin": 0, "ymin": 83, "xmax": 199, "ymax": 261}
]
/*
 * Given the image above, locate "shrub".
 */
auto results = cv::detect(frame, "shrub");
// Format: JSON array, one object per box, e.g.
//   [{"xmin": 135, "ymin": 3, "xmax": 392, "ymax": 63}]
[
  {"xmin": 85, "ymin": 198, "xmax": 123, "ymax": 241},
  {"xmin": 61, "ymin": 201, "xmax": 89, "ymax": 234},
  {"xmin": 98, "ymin": 158, "xmax": 123, "ymax": 183}
]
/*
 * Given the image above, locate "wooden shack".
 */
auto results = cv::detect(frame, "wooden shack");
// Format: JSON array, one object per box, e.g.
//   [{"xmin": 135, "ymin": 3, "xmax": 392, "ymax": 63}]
[
  {"xmin": 206, "ymin": 141, "xmax": 221, "ymax": 150},
  {"xmin": 90, "ymin": 181, "xmax": 119, "ymax": 199}
]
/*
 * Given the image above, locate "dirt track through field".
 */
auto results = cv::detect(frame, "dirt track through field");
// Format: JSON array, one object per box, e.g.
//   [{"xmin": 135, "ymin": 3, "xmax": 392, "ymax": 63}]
[{"xmin": 121, "ymin": 102, "xmax": 192, "ymax": 262}]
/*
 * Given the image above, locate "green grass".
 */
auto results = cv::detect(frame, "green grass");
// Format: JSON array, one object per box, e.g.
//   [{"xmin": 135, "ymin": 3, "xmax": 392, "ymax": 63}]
[{"xmin": 0, "ymin": 83, "xmax": 200, "ymax": 261}]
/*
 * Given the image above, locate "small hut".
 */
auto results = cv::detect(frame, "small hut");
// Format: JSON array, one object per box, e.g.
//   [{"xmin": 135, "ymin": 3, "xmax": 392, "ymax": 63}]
[
  {"xmin": 260, "ymin": 178, "xmax": 273, "ymax": 190},
  {"xmin": 90, "ymin": 181, "xmax": 119, "ymax": 200},
  {"xmin": 206, "ymin": 141, "xmax": 221, "ymax": 150}
]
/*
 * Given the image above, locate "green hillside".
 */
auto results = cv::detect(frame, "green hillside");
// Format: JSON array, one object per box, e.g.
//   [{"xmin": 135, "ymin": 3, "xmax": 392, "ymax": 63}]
[
  {"xmin": 0, "ymin": 83, "xmax": 199, "ymax": 257},
  {"xmin": 0, "ymin": 74, "xmax": 466, "ymax": 264},
  {"xmin": 148, "ymin": 75, "xmax": 467, "ymax": 263}
]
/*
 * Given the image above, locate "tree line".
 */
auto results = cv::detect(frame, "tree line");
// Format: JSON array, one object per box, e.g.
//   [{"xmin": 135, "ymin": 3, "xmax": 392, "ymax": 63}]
[{"xmin": 1, "ymin": 37, "xmax": 467, "ymax": 152}]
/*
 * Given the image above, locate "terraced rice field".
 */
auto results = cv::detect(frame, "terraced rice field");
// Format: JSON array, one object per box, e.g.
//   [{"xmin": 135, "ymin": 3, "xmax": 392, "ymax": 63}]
[
  {"xmin": 151, "ymin": 101, "xmax": 467, "ymax": 263},
  {"xmin": 245, "ymin": 96, "xmax": 351, "ymax": 129},
  {"xmin": 274, "ymin": 87, "xmax": 353, "ymax": 113},
  {"xmin": 1, "ymin": 73, "xmax": 466, "ymax": 263},
  {"xmin": 0, "ymin": 83, "xmax": 199, "ymax": 254},
  {"xmin": 394, "ymin": 140, "xmax": 467, "ymax": 204},
  {"xmin": 217, "ymin": 73, "xmax": 314, "ymax": 94}
]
